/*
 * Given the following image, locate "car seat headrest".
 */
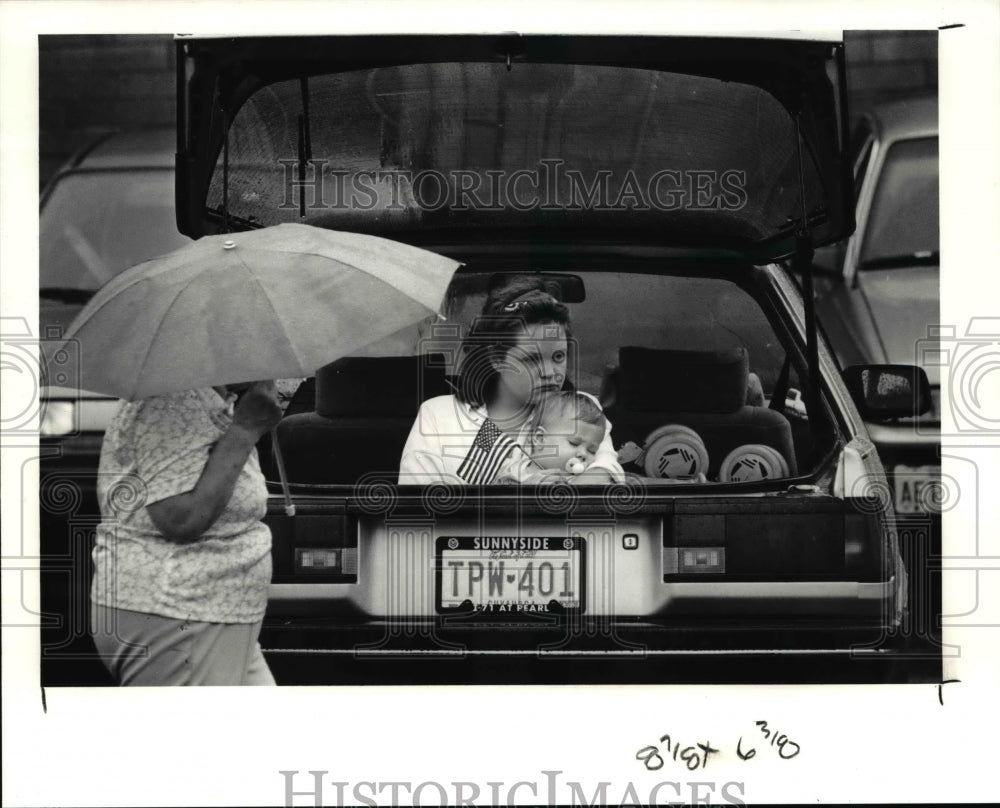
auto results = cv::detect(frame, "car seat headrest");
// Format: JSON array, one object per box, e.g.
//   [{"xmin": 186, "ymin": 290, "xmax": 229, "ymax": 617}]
[
  {"xmin": 617, "ymin": 346, "xmax": 749, "ymax": 413},
  {"xmin": 315, "ymin": 354, "xmax": 449, "ymax": 418}
]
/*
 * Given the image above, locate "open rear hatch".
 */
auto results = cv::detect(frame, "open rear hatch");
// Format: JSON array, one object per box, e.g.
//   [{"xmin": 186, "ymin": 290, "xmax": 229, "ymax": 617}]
[{"xmin": 176, "ymin": 34, "xmax": 854, "ymax": 260}]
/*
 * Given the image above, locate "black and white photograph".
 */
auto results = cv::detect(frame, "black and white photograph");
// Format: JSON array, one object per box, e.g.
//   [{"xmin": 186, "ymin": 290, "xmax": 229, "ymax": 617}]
[
  {"xmin": 33, "ymin": 25, "xmax": 950, "ymax": 688},
  {"xmin": 2, "ymin": 1, "xmax": 998, "ymax": 806}
]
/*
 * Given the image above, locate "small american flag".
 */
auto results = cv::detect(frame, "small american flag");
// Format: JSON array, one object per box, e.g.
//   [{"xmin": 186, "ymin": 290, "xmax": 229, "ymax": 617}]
[{"xmin": 457, "ymin": 419, "xmax": 516, "ymax": 484}]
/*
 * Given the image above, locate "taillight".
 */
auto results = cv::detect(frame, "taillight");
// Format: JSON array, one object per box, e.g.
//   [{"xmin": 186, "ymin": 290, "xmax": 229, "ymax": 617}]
[
  {"xmin": 832, "ymin": 445, "xmax": 869, "ymax": 500},
  {"xmin": 833, "ymin": 444, "xmax": 896, "ymax": 584},
  {"xmin": 663, "ymin": 546, "xmax": 727, "ymax": 574},
  {"xmin": 661, "ymin": 489, "xmax": 888, "ymax": 583},
  {"xmin": 268, "ymin": 515, "xmax": 358, "ymax": 583},
  {"xmin": 294, "ymin": 547, "xmax": 358, "ymax": 575}
]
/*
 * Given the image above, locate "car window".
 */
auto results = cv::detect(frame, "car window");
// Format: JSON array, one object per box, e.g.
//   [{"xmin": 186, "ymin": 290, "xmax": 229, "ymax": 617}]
[
  {"xmin": 40, "ymin": 169, "xmax": 191, "ymax": 290},
  {"xmin": 859, "ymin": 137, "xmax": 939, "ymax": 266},
  {"xmin": 431, "ymin": 271, "xmax": 785, "ymax": 395},
  {"xmin": 208, "ymin": 62, "xmax": 826, "ymax": 244},
  {"xmin": 279, "ymin": 267, "xmax": 820, "ymax": 488}
]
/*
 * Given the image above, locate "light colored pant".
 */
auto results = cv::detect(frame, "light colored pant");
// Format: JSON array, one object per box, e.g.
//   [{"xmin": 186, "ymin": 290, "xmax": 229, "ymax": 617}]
[{"xmin": 91, "ymin": 603, "xmax": 275, "ymax": 686}]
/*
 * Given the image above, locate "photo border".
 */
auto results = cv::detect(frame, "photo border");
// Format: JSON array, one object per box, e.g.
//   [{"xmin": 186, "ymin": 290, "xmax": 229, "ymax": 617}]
[{"xmin": 3, "ymin": 1, "xmax": 998, "ymax": 805}]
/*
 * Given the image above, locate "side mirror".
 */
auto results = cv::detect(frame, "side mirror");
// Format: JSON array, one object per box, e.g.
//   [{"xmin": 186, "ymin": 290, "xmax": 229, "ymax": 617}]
[{"xmin": 841, "ymin": 364, "xmax": 933, "ymax": 421}]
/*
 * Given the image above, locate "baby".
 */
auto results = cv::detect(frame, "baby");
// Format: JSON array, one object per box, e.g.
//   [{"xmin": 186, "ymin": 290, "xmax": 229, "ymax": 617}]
[{"xmin": 499, "ymin": 391, "xmax": 608, "ymax": 484}]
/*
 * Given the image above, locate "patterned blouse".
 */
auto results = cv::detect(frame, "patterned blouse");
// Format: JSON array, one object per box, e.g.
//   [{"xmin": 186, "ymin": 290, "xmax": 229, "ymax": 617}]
[{"xmin": 91, "ymin": 388, "xmax": 272, "ymax": 623}]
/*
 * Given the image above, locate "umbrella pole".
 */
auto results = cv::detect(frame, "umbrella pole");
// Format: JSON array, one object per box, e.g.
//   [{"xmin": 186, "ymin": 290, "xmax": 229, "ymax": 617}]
[{"xmin": 270, "ymin": 431, "xmax": 296, "ymax": 517}]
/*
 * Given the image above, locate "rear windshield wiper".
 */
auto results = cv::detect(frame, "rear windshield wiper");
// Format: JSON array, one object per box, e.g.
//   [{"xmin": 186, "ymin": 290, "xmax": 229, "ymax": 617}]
[
  {"xmin": 860, "ymin": 250, "xmax": 939, "ymax": 271},
  {"xmin": 40, "ymin": 287, "xmax": 96, "ymax": 304}
]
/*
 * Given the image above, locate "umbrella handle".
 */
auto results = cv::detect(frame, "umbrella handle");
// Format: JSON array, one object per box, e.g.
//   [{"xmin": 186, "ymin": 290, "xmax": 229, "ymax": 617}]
[{"xmin": 270, "ymin": 430, "xmax": 296, "ymax": 517}]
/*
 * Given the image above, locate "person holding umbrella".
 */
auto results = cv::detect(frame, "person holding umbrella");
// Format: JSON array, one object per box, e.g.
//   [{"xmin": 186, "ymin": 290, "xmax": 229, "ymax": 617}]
[
  {"xmin": 90, "ymin": 380, "xmax": 282, "ymax": 685},
  {"xmin": 399, "ymin": 276, "xmax": 625, "ymax": 486},
  {"xmin": 48, "ymin": 223, "xmax": 462, "ymax": 685}
]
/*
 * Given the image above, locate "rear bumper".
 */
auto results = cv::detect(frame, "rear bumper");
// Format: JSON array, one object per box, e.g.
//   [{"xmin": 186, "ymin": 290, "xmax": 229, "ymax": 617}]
[
  {"xmin": 258, "ymin": 619, "xmax": 939, "ymax": 684},
  {"xmin": 267, "ymin": 579, "xmax": 898, "ymax": 618}
]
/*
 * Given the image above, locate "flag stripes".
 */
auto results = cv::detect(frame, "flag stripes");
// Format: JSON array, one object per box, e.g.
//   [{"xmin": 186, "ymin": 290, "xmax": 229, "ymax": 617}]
[{"xmin": 456, "ymin": 419, "xmax": 516, "ymax": 484}]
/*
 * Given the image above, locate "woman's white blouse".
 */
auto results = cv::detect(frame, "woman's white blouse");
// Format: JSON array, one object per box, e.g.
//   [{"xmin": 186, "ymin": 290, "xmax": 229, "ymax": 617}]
[{"xmin": 399, "ymin": 394, "xmax": 625, "ymax": 485}]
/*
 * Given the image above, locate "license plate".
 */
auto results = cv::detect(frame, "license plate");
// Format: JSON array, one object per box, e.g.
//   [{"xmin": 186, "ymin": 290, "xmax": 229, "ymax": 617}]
[
  {"xmin": 893, "ymin": 465, "xmax": 940, "ymax": 514},
  {"xmin": 436, "ymin": 536, "xmax": 584, "ymax": 614}
]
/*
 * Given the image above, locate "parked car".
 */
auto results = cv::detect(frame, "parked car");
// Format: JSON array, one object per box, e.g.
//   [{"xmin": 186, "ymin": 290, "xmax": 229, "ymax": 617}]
[
  {"xmin": 812, "ymin": 97, "xmax": 938, "ymax": 387},
  {"xmin": 40, "ymin": 128, "xmax": 192, "ymax": 443},
  {"xmin": 809, "ymin": 96, "xmax": 942, "ymax": 655},
  {"xmin": 812, "ymin": 96, "xmax": 940, "ymax": 476},
  {"xmin": 39, "ymin": 129, "xmax": 191, "ymax": 684},
  {"xmin": 42, "ymin": 35, "xmax": 939, "ymax": 685}
]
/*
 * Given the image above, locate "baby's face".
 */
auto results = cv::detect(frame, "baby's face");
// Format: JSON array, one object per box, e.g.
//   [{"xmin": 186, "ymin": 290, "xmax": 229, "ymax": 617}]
[{"xmin": 531, "ymin": 418, "xmax": 605, "ymax": 473}]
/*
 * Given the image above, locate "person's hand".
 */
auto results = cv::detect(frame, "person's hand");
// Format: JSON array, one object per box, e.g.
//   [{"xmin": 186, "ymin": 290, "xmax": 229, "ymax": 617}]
[{"xmin": 232, "ymin": 380, "xmax": 282, "ymax": 437}]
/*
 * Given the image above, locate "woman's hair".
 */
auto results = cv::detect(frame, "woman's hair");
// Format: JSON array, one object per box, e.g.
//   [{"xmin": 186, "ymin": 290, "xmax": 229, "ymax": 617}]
[{"xmin": 456, "ymin": 275, "xmax": 572, "ymax": 406}]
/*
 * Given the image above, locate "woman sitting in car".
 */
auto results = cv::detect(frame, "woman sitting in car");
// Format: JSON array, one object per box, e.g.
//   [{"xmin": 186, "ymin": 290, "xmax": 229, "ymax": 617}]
[{"xmin": 398, "ymin": 276, "xmax": 625, "ymax": 485}]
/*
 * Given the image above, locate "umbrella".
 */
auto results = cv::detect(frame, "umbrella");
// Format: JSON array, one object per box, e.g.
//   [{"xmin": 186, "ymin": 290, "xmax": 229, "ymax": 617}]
[{"xmin": 53, "ymin": 222, "xmax": 461, "ymax": 512}]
